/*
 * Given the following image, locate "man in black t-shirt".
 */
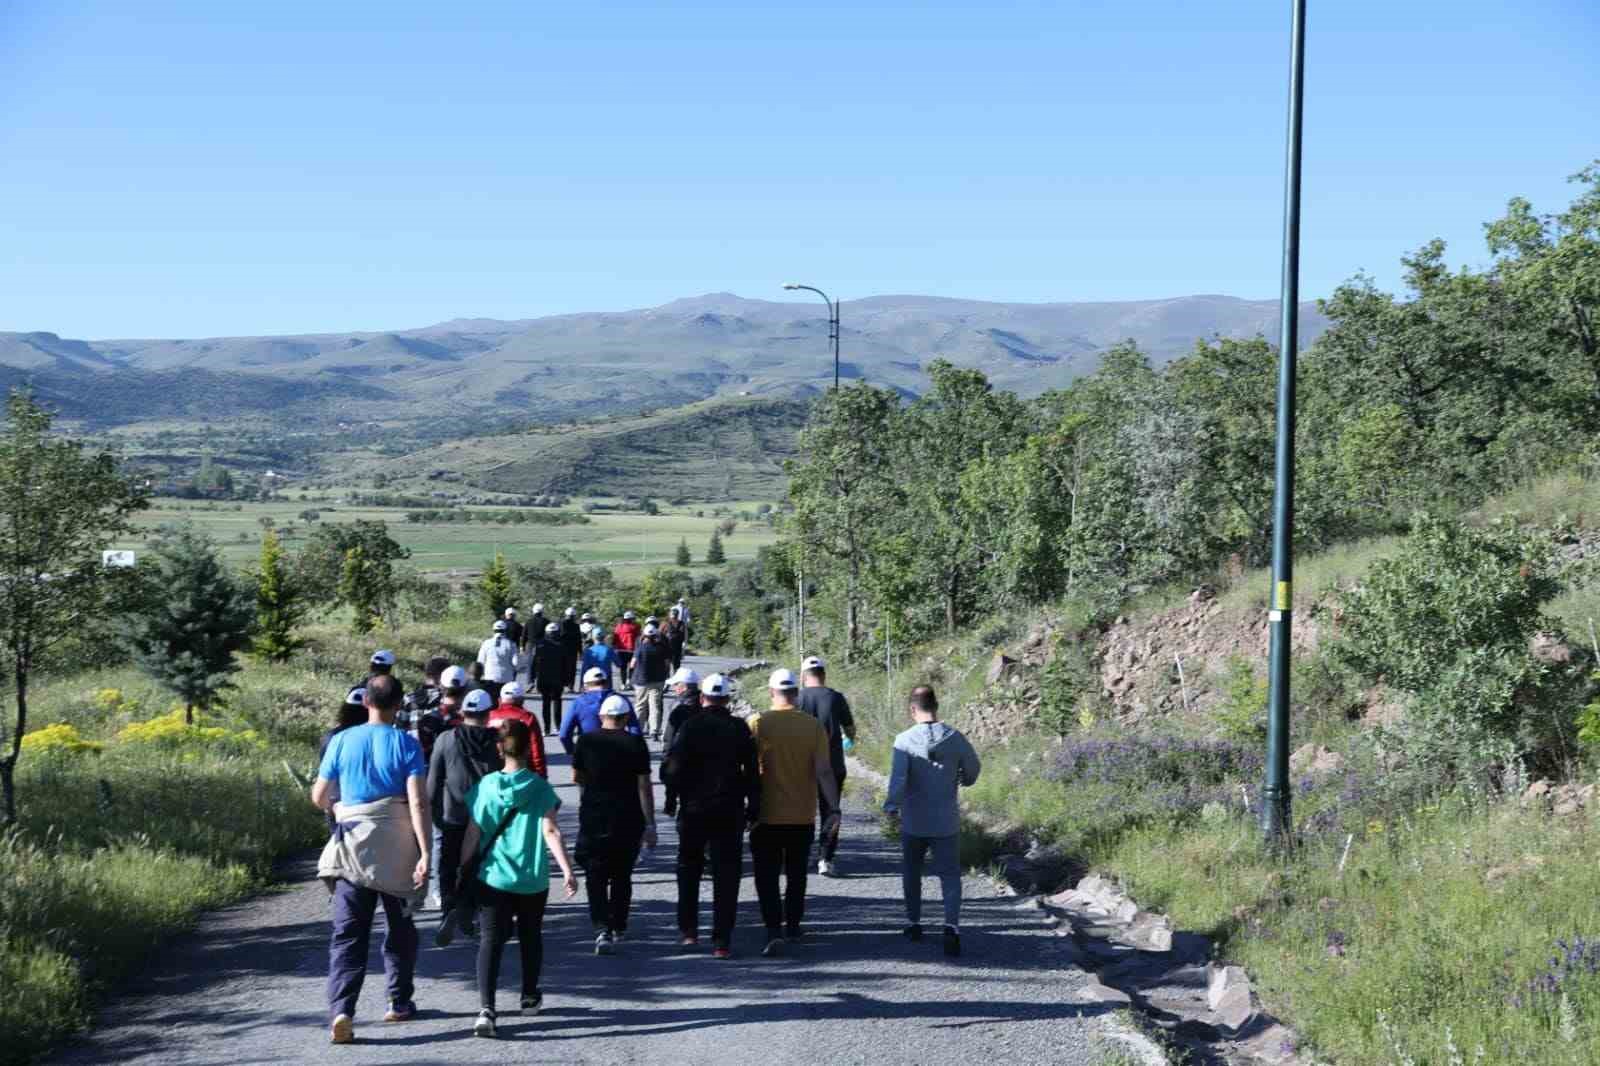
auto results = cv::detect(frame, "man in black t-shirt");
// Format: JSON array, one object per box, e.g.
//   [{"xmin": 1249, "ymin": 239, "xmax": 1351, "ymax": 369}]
[
  {"xmin": 571, "ymin": 695, "xmax": 657, "ymax": 955},
  {"xmin": 797, "ymin": 656, "xmax": 856, "ymax": 877}
]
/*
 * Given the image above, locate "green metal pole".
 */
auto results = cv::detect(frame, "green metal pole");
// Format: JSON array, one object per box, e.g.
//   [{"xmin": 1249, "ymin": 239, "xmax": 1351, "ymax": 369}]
[{"xmin": 1262, "ymin": 0, "xmax": 1306, "ymax": 843}]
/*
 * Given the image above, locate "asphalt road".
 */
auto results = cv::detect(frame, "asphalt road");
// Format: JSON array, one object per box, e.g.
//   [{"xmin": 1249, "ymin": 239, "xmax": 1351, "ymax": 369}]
[{"xmin": 46, "ymin": 656, "xmax": 1118, "ymax": 1066}]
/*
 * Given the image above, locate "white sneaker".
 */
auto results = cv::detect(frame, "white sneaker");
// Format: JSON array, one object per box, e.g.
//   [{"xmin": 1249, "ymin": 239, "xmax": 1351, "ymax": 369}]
[
  {"xmin": 473, "ymin": 1008, "xmax": 496, "ymax": 1038},
  {"xmin": 818, "ymin": 859, "xmax": 834, "ymax": 877}
]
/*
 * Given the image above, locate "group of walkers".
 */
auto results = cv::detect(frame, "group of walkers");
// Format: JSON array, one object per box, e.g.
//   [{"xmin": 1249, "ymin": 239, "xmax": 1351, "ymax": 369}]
[
  {"xmin": 311, "ymin": 631, "xmax": 980, "ymax": 1045},
  {"xmin": 471, "ymin": 603, "xmax": 690, "ymax": 737}
]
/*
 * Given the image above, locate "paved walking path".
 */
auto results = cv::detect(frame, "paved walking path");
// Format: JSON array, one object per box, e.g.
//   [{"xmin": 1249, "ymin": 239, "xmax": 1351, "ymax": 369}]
[{"xmin": 46, "ymin": 656, "xmax": 1118, "ymax": 1066}]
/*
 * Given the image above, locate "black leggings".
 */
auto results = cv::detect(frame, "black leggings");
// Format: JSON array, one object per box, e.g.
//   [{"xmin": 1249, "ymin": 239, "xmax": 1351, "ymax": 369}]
[{"xmin": 476, "ymin": 885, "xmax": 549, "ymax": 1010}]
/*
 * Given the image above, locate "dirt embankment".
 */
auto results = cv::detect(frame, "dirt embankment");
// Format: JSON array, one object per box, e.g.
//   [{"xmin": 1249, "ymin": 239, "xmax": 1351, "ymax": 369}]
[{"xmin": 963, "ymin": 587, "xmax": 1334, "ymax": 743}]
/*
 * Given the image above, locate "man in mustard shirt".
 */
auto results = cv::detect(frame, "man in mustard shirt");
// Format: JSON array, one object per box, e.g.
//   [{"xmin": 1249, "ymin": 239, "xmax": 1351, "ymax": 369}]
[{"xmin": 748, "ymin": 668, "xmax": 841, "ymax": 958}]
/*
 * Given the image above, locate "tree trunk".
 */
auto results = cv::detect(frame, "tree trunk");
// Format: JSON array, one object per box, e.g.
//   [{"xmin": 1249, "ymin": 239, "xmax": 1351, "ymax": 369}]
[
  {"xmin": 185, "ymin": 701, "xmax": 195, "ymax": 725},
  {"xmin": 3, "ymin": 656, "xmax": 27, "ymax": 825}
]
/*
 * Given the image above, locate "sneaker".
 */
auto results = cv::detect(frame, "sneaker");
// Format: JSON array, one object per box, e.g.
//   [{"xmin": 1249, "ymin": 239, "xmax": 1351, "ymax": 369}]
[
  {"xmin": 473, "ymin": 1008, "xmax": 496, "ymax": 1038},
  {"xmin": 595, "ymin": 930, "xmax": 615, "ymax": 956},
  {"xmin": 680, "ymin": 933, "xmax": 699, "ymax": 947},
  {"xmin": 713, "ymin": 943, "xmax": 733, "ymax": 960},
  {"xmin": 330, "ymin": 1013, "xmax": 354, "ymax": 1045},
  {"xmin": 817, "ymin": 858, "xmax": 834, "ymax": 877},
  {"xmin": 521, "ymin": 992, "xmax": 543, "ymax": 1015},
  {"xmin": 761, "ymin": 935, "xmax": 786, "ymax": 958},
  {"xmin": 384, "ymin": 999, "xmax": 416, "ymax": 1023},
  {"xmin": 943, "ymin": 925, "xmax": 962, "ymax": 957},
  {"xmin": 436, "ymin": 907, "xmax": 463, "ymax": 948},
  {"xmin": 904, "ymin": 923, "xmax": 924, "ymax": 942}
]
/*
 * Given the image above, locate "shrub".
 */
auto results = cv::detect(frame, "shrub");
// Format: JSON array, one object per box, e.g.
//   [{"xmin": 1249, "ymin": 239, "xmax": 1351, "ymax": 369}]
[
  {"xmin": 18, "ymin": 724, "xmax": 102, "ymax": 756},
  {"xmin": 116, "ymin": 706, "xmax": 265, "ymax": 752},
  {"xmin": 1038, "ymin": 634, "xmax": 1097, "ymax": 736},
  {"xmin": 1214, "ymin": 655, "xmax": 1268, "ymax": 743}
]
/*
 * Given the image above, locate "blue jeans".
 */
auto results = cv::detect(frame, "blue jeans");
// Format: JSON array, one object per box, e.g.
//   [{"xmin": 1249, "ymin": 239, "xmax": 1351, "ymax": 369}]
[
  {"xmin": 327, "ymin": 879, "xmax": 418, "ymax": 1020},
  {"xmin": 902, "ymin": 833, "xmax": 962, "ymax": 929}
]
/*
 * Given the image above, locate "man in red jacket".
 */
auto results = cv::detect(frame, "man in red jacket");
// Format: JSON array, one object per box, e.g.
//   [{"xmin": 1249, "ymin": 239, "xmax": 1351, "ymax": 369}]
[
  {"xmin": 485, "ymin": 684, "xmax": 548, "ymax": 778},
  {"xmin": 613, "ymin": 610, "xmax": 642, "ymax": 687}
]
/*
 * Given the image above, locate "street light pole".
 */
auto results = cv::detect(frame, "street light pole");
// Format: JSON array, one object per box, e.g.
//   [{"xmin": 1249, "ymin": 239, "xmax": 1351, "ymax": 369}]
[
  {"xmin": 1261, "ymin": 0, "xmax": 1307, "ymax": 844},
  {"xmin": 783, "ymin": 283, "xmax": 840, "ymax": 388}
]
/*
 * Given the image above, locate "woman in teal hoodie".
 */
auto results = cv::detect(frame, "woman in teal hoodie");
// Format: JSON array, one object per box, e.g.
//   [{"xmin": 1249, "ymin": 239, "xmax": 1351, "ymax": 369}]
[{"xmin": 459, "ymin": 719, "xmax": 577, "ymax": 1039}]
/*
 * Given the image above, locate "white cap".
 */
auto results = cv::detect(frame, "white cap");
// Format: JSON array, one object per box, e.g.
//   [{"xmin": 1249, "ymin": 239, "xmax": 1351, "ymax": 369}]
[
  {"xmin": 583, "ymin": 666, "xmax": 608, "ymax": 686},
  {"xmin": 545, "ymin": 622, "xmax": 560, "ymax": 636},
  {"xmin": 440, "ymin": 665, "xmax": 470, "ymax": 690},
  {"xmin": 493, "ymin": 620, "xmax": 508, "ymax": 632},
  {"xmin": 702, "ymin": 673, "xmax": 732, "ymax": 698},
  {"xmin": 670, "ymin": 606, "xmax": 681, "ymax": 616},
  {"xmin": 623, "ymin": 610, "xmax": 636, "ymax": 620},
  {"xmin": 669, "ymin": 667, "xmax": 700, "ymax": 687},
  {"xmin": 500, "ymin": 681, "xmax": 525, "ymax": 702},
  {"xmin": 643, "ymin": 623, "xmax": 659, "ymax": 637},
  {"xmin": 370, "ymin": 649, "xmax": 396, "ymax": 667},
  {"xmin": 345, "ymin": 686, "xmax": 367, "ymax": 705},
  {"xmin": 533, "ymin": 602, "xmax": 545, "ymax": 614},
  {"xmin": 768, "ymin": 668, "xmax": 799, "ymax": 691},
  {"xmin": 581, "ymin": 612, "xmax": 594, "ymax": 622},
  {"xmin": 504, "ymin": 607, "xmax": 517, "ymax": 617},
  {"xmin": 579, "ymin": 622, "xmax": 593, "ymax": 637},
  {"xmin": 801, "ymin": 655, "xmax": 825, "ymax": 673},
  {"xmin": 462, "ymin": 689, "xmax": 494, "ymax": 715},
  {"xmin": 599, "ymin": 694, "xmax": 631, "ymax": 718},
  {"xmin": 564, "ymin": 606, "xmax": 576, "ymax": 617},
  {"xmin": 646, "ymin": 615, "xmax": 659, "ymax": 625}
]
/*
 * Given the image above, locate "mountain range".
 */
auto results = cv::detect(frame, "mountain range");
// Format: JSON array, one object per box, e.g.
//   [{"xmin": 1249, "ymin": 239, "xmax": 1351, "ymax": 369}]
[{"xmin": 0, "ymin": 293, "xmax": 1328, "ymax": 427}]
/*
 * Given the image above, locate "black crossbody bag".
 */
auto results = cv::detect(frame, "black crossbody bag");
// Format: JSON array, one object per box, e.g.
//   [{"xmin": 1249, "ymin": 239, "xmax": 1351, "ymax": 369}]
[{"xmin": 451, "ymin": 799, "xmax": 523, "ymax": 913}]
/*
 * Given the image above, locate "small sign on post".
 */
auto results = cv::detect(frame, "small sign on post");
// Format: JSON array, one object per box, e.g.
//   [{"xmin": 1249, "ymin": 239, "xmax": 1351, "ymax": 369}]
[{"xmin": 102, "ymin": 550, "xmax": 136, "ymax": 568}]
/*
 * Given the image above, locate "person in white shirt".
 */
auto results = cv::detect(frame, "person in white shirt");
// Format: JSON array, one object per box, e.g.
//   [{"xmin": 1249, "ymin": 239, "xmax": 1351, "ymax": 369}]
[{"xmin": 476, "ymin": 620, "xmax": 520, "ymax": 704}]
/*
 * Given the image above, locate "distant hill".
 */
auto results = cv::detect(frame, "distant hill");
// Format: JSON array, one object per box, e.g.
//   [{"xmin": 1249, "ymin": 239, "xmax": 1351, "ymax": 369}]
[
  {"xmin": 360, "ymin": 395, "xmax": 809, "ymax": 501},
  {"xmin": 0, "ymin": 293, "xmax": 1328, "ymax": 428}
]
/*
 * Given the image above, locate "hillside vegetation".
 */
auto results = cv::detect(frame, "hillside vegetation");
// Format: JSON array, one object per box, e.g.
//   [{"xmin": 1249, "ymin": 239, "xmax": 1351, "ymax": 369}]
[{"xmin": 365, "ymin": 395, "xmax": 808, "ymax": 501}]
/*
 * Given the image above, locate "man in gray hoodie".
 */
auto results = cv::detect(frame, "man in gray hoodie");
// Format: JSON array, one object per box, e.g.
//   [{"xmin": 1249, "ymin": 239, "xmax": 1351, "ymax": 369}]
[{"xmin": 883, "ymin": 685, "xmax": 981, "ymax": 957}]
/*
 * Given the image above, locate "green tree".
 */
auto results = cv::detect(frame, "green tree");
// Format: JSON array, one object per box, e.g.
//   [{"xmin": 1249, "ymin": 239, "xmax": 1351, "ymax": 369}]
[
  {"xmin": 786, "ymin": 382, "xmax": 902, "ymax": 657},
  {"xmin": 126, "ymin": 524, "xmax": 256, "ymax": 724},
  {"xmin": 480, "ymin": 551, "xmax": 513, "ymax": 617},
  {"xmin": 193, "ymin": 455, "xmax": 233, "ymax": 496},
  {"xmin": 252, "ymin": 530, "xmax": 305, "ymax": 663},
  {"xmin": 704, "ymin": 603, "xmax": 730, "ymax": 648},
  {"xmin": 705, "ymin": 530, "xmax": 726, "ymax": 565},
  {"xmin": 0, "ymin": 391, "xmax": 147, "ymax": 823},
  {"xmin": 675, "ymin": 538, "xmax": 691, "ymax": 566},
  {"xmin": 735, "ymin": 615, "xmax": 760, "ymax": 656},
  {"xmin": 300, "ymin": 520, "xmax": 410, "ymax": 624}
]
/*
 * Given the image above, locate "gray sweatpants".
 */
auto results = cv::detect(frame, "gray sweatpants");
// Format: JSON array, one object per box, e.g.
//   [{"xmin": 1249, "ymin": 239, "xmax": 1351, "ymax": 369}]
[{"xmin": 902, "ymin": 832, "xmax": 962, "ymax": 929}]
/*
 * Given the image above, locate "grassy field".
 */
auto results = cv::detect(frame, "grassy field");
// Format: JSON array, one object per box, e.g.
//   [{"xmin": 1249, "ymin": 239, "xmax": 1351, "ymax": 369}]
[{"xmin": 112, "ymin": 498, "xmax": 781, "ymax": 575}]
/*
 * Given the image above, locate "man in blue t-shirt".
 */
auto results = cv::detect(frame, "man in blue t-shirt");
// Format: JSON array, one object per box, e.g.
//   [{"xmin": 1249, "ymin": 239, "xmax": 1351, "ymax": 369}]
[{"xmin": 311, "ymin": 675, "xmax": 431, "ymax": 1046}]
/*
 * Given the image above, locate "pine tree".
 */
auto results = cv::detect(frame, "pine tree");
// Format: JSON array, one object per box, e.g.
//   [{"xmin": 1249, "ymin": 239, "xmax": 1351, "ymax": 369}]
[
  {"xmin": 704, "ymin": 603, "xmax": 730, "ymax": 648},
  {"xmin": 675, "ymin": 538, "xmax": 691, "ymax": 566},
  {"xmin": 252, "ymin": 530, "xmax": 305, "ymax": 663},
  {"xmin": 339, "ymin": 546, "xmax": 380, "ymax": 635},
  {"xmin": 705, "ymin": 530, "xmax": 726, "ymax": 565},
  {"xmin": 481, "ymin": 551, "xmax": 513, "ymax": 617},
  {"xmin": 127, "ymin": 525, "xmax": 255, "ymax": 723},
  {"xmin": 735, "ymin": 616, "xmax": 760, "ymax": 656}
]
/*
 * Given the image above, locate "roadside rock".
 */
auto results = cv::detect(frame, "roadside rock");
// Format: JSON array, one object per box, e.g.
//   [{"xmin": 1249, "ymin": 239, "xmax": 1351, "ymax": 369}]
[
  {"xmin": 986, "ymin": 652, "xmax": 1022, "ymax": 686},
  {"xmin": 1207, "ymin": 963, "xmax": 1255, "ymax": 1030},
  {"xmin": 1081, "ymin": 977, "xmax": 1132, "ymax": 1006},
  {"xmin": 1288, "ymin": 743, "xmax": 1345, "ymax": 776}
]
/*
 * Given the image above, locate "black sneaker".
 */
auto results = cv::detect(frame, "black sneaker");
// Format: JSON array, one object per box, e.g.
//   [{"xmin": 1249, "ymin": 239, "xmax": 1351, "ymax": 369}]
[
  {"xmin": 761, "ymin": 935, "xmax": 786, "ymax": 958},
  {"xmin": 521, "ymin": 992, "xmax": 542, "ymax": 1015},
  {"xmin": 942, "ymin": 925, "xmax": 961, "ymax": 957},
  {"xmin": 903, "ymin": 923, "xmax": 924, "ymax": 942}
]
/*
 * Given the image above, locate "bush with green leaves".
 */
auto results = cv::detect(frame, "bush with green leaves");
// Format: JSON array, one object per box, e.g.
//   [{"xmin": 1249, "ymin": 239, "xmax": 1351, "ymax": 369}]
[
  {"xmin": 1331, "ymin": 513, "xmax": 1580, "ymax": 776},
  {"xmin": 1213, "ymin": 655, "xmax": 1268, "ymax": 743}
]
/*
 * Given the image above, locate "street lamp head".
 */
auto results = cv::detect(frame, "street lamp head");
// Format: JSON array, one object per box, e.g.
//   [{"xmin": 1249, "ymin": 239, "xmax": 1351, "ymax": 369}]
[{"xmin": 782, "ymin": 283, "xmax": 803, "ymax": 291}]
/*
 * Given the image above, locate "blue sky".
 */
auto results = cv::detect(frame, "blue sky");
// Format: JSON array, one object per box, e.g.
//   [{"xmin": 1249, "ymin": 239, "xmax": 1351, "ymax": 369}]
[{"xmin": 1, "ymin": 0, "xmax": 1595, "ymax": 339}]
